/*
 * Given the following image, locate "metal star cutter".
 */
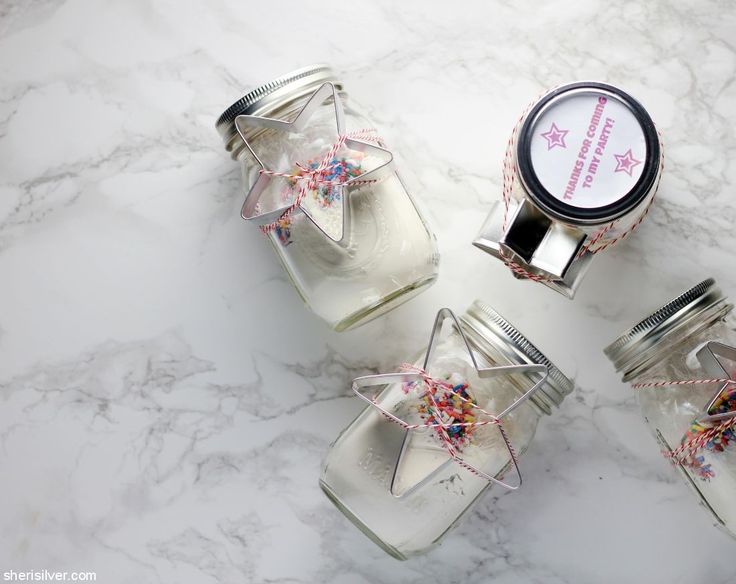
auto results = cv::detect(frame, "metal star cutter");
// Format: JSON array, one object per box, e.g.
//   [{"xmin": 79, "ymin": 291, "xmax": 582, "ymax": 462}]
[
  {"xmin": 352, "ymin": 308, "xmax": 549, "ymax": 498},
  {"xmin": 234, "ymin": 82, "xmax": 395, "ymax": 245},
  {"xmin": 694, "ymin": 341, "xmax": 736, "ymax": 427},
  {"xmin": 634, "ymin": 341, "xmax": 736, "ymax": 479}
]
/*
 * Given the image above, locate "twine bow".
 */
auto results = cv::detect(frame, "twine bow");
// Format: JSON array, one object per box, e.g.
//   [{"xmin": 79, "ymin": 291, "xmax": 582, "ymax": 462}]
[
  {"xmin": 633, "ymin": 377, "xmax": 736, "ymax": 477},
  {"xmin": 397, "ymin": 364, "xmax": 514, "ymax": 463}
]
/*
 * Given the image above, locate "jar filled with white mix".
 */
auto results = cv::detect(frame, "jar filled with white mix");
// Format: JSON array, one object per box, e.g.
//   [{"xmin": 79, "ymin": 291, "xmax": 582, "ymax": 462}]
[
  {"xmin": 216, "ymin": 65, "xmax": 439, "ymax": 331},
  {"xmin": 474, "ymin": 82, "xmax": 663, "ymax": 298},
  {"xmin": 605, "ymin": 279, "xmax": 736, "ymax": 539},
  {"xmin": 320, "ymin": 301, "xmax": 573, "ymax": 558}
]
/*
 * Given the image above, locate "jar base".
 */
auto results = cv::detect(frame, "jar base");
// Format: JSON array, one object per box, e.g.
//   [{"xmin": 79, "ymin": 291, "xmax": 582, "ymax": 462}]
[
  {"xmin": 319, "ymin": 479, "xmax": 408, "ymax": 560},
  {"xmin": 333, "ymin": 274, "xmax": 437, "ymax": 332}
]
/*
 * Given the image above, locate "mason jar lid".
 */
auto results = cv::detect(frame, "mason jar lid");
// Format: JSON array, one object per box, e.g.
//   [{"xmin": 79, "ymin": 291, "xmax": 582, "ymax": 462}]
[
  {"xmin": 460, "ymin": 300, "xmax": 574, "ymax": 414},
  {"xmin": 604, "ymin": 278, "xmax": 733, "ymax": 380},
  {"xmin": 215, "ymin": 64, "xmax": 341, "ymax": 147},
  {"xmin": 516, "ymin": 81, "xmax": 661, "ymax": 226}
]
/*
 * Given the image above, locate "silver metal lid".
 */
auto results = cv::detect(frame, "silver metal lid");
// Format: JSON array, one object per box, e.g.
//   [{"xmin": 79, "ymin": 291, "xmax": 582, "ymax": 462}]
[
  {"xmin": 215, "ymin": 64, "xmax": 340, "ymax": 147},
  {"xmin": 604, "ymin": 278, "xmax": 733, "ymax": 379},
  {"xmin": 460, "ymin": 300, "xmax": 574, "ymax": 414}
]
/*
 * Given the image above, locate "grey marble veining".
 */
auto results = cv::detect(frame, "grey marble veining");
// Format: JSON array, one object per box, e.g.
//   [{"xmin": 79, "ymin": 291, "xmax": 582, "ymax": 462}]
[{"xmin": 1, "ymin": 0, "xmax": 735, "ymax": 582}]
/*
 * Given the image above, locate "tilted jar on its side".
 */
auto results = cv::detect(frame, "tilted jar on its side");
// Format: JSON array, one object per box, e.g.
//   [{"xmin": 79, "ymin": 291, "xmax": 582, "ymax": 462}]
[
  {"xmin": 320, "ymin": 301, "xmax": 573, "ymax": 559},
  {"xmin": 216, "ymin": 65, "xmax": 439, "ymax": 331},
  {"xmin": 605, "ymin": 279, "xmax": 736, "ymax": 539},
  {"xmin": 474, "ymin": 81, "xmax": 663, "ymax": 298}
]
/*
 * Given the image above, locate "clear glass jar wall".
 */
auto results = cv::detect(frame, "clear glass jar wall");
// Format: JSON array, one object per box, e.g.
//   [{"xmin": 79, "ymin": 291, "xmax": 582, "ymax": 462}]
[
  {"xmin": 605, "ymin": 279, "xmax": 736, "ymax": 538},
  {"xmin": 217, "ymin": 66, "xmax": 439, "ymax": 331},
  {"xmin": 320, "ymin": 301, "xmax": 573, "ymax": 559}
]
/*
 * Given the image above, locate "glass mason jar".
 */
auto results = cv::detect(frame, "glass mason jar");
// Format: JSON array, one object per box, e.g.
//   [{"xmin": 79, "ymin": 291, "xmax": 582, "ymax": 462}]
[
  {"xmin": 320, "ymin": 300, "xmax": 573, "ymax": 558},
  {"xmin": 216, "ymin": 65, "xmax": 439, "ymax": 331},
  {"xmin": 605, "ymin": 278, "xmax": 736, "ymax": 538},
  {"xmin": 474, "ymin": 82, "xmax": 663, "ymax": 298}
]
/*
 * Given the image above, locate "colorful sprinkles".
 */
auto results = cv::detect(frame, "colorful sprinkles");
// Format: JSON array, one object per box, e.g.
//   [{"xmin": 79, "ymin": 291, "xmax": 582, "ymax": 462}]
[
  {"xmin": 634, "ymin": 376, "xmax": 736, "ymax": 481},
  {"xmin": 273, "ymin": 216, "xmax": 292, "ymax": 247},
  {"xmin": 354, "ymin": 359, "xmax": 522, "ymax": 487},
  {"xmin": 274, "ymin": 155, "xmax": 365, "ymax": 245},
  {"xmin": 681, "ymin": 386, "xmax": 736, "ymax": 480},
  {"xmin": 402, "ymin": 370, "xmax": 480, "ymax": 453}
]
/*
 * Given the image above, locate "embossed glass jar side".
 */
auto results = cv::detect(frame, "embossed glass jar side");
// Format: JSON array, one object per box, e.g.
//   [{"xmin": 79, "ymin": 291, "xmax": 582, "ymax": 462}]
[
  {"xmin": 320, "ymin": 301, "xmax": 573, "ymax": 559},
  {"xmin": 605, "ymin": 279, "xmax": 736, "ymax": 538},
  {"xmin": 216, "ymin": 65, "xmax": 438, "ymax": 331}
]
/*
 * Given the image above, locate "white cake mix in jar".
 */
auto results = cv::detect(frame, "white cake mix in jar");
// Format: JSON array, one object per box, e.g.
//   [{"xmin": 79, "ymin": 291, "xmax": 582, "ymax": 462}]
[
  {"xmin": 321, "ymin": 301, "xmax": 573, "ymax": 559},
  {"xmin": 606, "ymin": 279, "xmax": 736, "ymax": 539},
  {"xmin": 216, "ymin": 65, "xmax": 438, "ymax": 331}
]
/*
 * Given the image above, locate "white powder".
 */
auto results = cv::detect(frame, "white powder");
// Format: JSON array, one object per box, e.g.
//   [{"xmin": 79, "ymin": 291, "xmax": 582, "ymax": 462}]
[
  {"xmin": 242, "ymin": 104, "xmax": 437, "ymax": 330},
  {"xmin": 635, "ymin": 322, "xmax": 736, "ymax": 537},
  {"xmin": 320, "ymin": 334, "xmax": 542, "ymax": 557}
]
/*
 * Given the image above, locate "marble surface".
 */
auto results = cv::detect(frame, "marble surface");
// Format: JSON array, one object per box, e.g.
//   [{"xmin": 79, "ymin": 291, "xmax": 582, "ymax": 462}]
[{"xmin": 1, "ymin": 1, "xmax": 735, "ymax": 582}]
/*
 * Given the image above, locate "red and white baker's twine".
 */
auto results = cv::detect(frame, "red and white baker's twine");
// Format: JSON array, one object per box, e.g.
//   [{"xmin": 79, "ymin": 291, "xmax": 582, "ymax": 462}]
[
  {"xmin": 632, "ymin": 378, "xmax": 734, "ymax": 390},
  {"xmin": 258, "ymin": 129, "xmax": 385, "ymax": 235},
  {"xmin": 367, "ymin": 363, "xmax": 519, "ymax": 481},
  {"xmin": 668, "ymin": 417, "xmax": 736, "ymax": 465},
  {"xmin": 633, "ymin": 378, "xmax": 736, "ymax": 465},
  {"xmin": 500, "ymin": 100, "xmax": 553, "ymax": 283},
  {"xmin": 499, "ymin": 93, "xmax": 665, "ymax": 283}
]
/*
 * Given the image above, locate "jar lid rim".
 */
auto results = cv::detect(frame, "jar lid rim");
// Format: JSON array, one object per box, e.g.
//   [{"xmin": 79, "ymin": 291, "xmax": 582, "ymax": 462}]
[
  {"xmin": 604, "ymin": 278, "xmax": 733, "ymax": 376},
  {"xmin": 215, "ymin": 64, "xmax": 339, "ymax": 142},
  {"xmin": 460, "ymin": 300, "xmax": 574, "ymax": 411},
  {"xmin": 516, "ymin": 81, "xmax": 662, "ymax": 225}
]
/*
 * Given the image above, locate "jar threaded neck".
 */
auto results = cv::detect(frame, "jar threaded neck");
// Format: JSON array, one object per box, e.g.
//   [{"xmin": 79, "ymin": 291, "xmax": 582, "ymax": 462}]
[
  {"xmin": 215, "ymin": 64, "xmax": 341, "ymax": 157},
  {"xmin": 604, "ymin": 279, "xmax": 733, "ymax": 379},
  {"xmin": 460, "ymin": 300, "xmax": 574, "ymax": 414}
]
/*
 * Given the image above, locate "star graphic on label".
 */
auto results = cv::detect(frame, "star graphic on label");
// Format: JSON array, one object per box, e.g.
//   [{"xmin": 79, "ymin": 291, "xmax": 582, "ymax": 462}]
[
  {"xmin": 540, "ymin": 122, "xmax": 569, "ymax": 150},
  {"xmin": 613, "ymin": 148, "xmax": 642, "ymax": 176}
]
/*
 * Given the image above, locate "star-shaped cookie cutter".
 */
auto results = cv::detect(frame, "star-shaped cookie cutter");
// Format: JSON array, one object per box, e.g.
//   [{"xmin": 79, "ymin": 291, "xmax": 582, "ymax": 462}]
[
  {"xmin": 694, "ymin": 341, "xmax": 736, "ymax": 426},
  {"xmin": 234, "ymin": 82, "xmax": 395, "ymax": 245},
  {"xmin": 352, "ymin": 307, "xmax": 549, "ymax": 498},
  {"xmin": 639, "ymin": 341, "xmax": 736, "ymax": 468}
]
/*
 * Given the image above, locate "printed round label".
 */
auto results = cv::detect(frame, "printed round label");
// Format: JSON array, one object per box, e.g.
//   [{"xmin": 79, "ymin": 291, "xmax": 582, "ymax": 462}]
[{"xmin": 527, "ymin": 91, "xmax": 647, "ymax": 209}]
